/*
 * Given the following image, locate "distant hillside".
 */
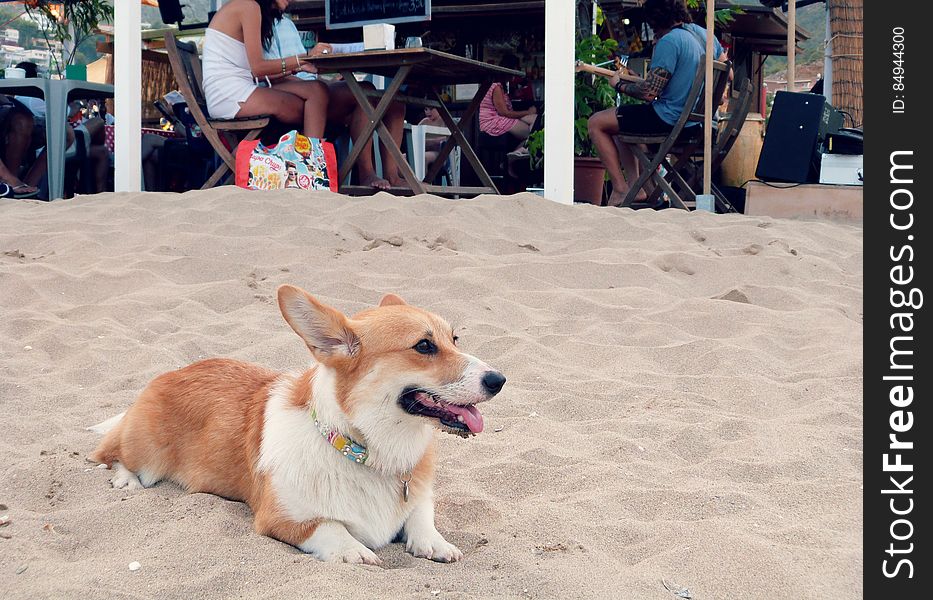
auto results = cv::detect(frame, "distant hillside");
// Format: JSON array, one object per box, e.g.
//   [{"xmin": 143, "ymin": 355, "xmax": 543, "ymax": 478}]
[
  {"xmin": 143, "ymin": 0, "xmax": 212, "ymax": 29},
  {"xmin": 762, "ymin": 2, "xmax": 827, "ymax": 76}
]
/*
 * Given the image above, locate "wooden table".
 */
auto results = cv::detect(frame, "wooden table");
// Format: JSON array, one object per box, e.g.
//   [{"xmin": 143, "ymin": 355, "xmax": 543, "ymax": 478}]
[
  {"xmin": 308, "ymin": 48, "xmax": 521, "ymax": 197},
  {"xmin": 0, "ymin": 79, "xmax": 114, "ymax": 200}
]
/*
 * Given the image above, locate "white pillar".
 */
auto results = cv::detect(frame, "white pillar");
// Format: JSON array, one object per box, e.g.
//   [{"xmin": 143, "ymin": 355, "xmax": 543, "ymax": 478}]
[
  {"xmin": 591, "ymin": 0, "xmax": 598, "ymax": 36},
  {"xmin": 114, "ymin": 0, "xmax": 142, "ymax": 192},
  {"xmin": 544, "ymin": 0, "xmax": 574, "ymax": 205},
  {"xmin": 702, "ymin": 0, "xmax": 714, "ymax": 197}
]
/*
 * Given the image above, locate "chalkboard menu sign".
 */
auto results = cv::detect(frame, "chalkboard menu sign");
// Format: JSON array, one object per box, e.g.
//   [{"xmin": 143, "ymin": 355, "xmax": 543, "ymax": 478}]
[{"xmin": 325, "ymin": 0, "xmax": 431, "ymax": 30}]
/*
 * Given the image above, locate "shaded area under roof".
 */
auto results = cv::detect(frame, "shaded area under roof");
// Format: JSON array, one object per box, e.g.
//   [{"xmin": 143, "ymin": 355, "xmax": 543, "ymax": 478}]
[{"xmin": 289, "ymin": 0, "xmax": 808, "ymax": 53}]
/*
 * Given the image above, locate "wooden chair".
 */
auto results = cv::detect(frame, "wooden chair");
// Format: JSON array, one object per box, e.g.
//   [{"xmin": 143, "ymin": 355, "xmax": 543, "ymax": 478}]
[
  {"xmin": 616, "ymin": 58, "xmax": 729, "ymax": 210},
  {"xmin": 674, "ymin": 78, "xmax": 755, "ymax": 212},
  {"xmin": 164, "ymin": 31, "xmax": 271, "ymax": 188}
]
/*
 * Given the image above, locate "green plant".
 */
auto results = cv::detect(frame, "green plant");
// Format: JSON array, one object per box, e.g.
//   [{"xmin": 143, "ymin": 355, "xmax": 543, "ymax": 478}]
[
  {"xmin": 686, "ymin": 1, "xmax": 743, "ymax": 27},
  {"xmin": 528, "ymin": 34, "xmax": 630, "ymax": 166},
  {"xmin": 26, "ymin": 0, "xmax": 113, "ymax": 76}
]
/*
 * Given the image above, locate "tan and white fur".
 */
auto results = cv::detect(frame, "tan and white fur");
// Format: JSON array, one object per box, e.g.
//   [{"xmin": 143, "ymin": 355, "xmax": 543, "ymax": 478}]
[{"xmin": 90, "ymin": 285, "xmax": 506, "ymax": 564}]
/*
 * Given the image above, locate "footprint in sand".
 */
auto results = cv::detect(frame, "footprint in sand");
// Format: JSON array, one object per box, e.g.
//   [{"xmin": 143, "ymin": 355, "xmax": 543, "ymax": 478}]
[
  {"xmin": 426, "ymin": 236, "xmax": 456, "ymax": 251},
  {"xmin": 654, "ymin": 256, "xmax": 696, "ymax": 276},
  {"xmin": 768, "ymin": 239, "xmax": 799, "ymax": 256},
  {"xmin": 244, "ymin": 271, "xmax": 267, "ymax": 290},
  {"xmin": 363, "ymin": 236, "xmax": 404, "ymax": 251}
]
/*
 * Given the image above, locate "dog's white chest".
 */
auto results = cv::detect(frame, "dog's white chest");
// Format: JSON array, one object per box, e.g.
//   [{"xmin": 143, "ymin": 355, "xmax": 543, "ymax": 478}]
[{"xmin": 259, "ymin": 393, "xmax": 413, "ymax": 547}]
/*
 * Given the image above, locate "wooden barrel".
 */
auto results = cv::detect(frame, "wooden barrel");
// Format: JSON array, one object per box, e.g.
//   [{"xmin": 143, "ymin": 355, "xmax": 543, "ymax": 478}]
[{"xmin": 720, "ymin": 112, "xmax": 765, "ymax": 188}]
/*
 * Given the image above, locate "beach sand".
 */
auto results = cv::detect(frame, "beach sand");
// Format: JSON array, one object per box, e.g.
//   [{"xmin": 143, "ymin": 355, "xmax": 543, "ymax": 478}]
[{"xmin": 1, "ymin": 191, "xmax": 862, "ymax": 599}]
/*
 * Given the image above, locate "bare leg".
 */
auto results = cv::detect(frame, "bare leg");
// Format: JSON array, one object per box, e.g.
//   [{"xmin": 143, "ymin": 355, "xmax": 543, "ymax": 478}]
[
  {"xmin": 378, "ymin": 99, "xmax": 406, "ymax": 187},
  {"xmin": 235, "ymin": 87, "xmax": 306, "ymax": 133},
  {"xmin": 0, "ymin": 158, "xmax": 36, "ymax": 194},
  {"xmin": 141, "ymin": 134, "xmax": 165, "ymax": 191},
  {"xmin": 325, "ymin": 80, "xmax": 397, "ymax": 191},
  {"xmin": 507, "ymin": 118, "xmax": 533, "ymax": 150},
  {"xmin": 24, "ymin": 126, "xmax": 74, "ymax": 189},
  {"xmin": 263, "ymin": 79, "xmax": 330, "ymax": 138},
  {"xmin": 587, "ymin": 109, "xmax": 647, "ymax": 206},
  {"xmin": 3, "ymin": 111, "xmax": 34, "ymax": 177},
  {"xmin": 89, "ymin": 145, "xmax": 110, "ymax": 192}
]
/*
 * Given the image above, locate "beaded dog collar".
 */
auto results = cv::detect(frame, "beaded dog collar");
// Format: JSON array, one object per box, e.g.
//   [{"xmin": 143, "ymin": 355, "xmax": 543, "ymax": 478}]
[
  {"xmin": 310, "ymin": 407, "xmax": 413, "ymax": 502},
  {"xmin": 311, "ymin": 407, "xmax": 368, "ymax": 465}
]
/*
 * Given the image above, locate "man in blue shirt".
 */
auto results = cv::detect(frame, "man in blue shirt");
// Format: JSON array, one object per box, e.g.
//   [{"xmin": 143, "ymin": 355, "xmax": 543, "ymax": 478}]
[{"xmin": 587, "ymin": 0, "xmax": 727, "ymax": 207}]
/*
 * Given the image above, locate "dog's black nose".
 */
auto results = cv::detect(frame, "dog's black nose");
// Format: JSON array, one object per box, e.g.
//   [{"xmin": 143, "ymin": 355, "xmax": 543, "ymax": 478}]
[{"xmin": 482, "ymin": 371, "xmax": 506, "ymax": 395}]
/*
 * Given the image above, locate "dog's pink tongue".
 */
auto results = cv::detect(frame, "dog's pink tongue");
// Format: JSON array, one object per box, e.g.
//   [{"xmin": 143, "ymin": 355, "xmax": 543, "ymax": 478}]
[{"xmin": 444, "ymin": 403, "xmax": 484, "ymax": 433}]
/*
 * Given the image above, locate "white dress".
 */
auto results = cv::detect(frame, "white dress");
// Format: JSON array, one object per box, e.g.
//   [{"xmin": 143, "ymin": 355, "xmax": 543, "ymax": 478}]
[{"xmin": 201, "ymin": 28, "xmax": 258, "ymax": 120}]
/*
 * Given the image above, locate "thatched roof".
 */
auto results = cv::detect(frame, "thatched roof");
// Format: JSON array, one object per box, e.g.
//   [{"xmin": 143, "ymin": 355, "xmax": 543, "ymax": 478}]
[{"xmin": 828, "ymin": 0, "xmax": 862, "ymax": 125}]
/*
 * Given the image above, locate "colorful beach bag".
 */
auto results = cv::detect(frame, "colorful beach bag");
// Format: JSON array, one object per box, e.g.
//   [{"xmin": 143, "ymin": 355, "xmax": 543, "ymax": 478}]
[{"xmin": 235, "ymin": 130, "xmax": 338, "ymax": 192}]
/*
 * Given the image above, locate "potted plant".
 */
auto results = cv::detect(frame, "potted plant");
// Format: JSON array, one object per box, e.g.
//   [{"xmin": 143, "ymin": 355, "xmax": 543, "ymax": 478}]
[{"xmin": 528, "ymin": 34, "xmax": 635, "ymax": 205}]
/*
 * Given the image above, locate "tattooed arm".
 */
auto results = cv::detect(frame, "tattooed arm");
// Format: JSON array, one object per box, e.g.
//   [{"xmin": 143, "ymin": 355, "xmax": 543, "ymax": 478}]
[{"xmin": 610, "ymin": 67, "xmax": 672, "ymax": 102}]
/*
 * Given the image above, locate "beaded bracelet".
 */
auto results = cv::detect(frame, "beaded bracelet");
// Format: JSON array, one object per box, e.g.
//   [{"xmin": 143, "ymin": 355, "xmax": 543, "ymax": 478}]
[{"xmin": 281, "ymin": 58, "xmax": 287, "ymax": 75}]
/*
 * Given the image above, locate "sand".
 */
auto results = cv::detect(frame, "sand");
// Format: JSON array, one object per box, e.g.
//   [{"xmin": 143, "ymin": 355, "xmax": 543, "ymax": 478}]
[{"xmin": 0, "ymin": 190, "xmax": 862, "ymax": 599}]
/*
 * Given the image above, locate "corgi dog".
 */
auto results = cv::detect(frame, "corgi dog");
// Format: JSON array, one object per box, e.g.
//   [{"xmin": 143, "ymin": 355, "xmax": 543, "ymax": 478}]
[{"xmin": 90, "ymin": 285, "xmax": 505, "ymax": 564}]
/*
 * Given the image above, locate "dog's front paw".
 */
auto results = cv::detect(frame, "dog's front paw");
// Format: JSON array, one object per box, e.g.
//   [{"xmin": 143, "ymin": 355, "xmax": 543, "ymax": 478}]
[
  {"xmin": 110, "ymin": 464, "xmax": 143, "ymax": 490},
  {"xmin": 300, "ymin": 522, "xmax": 382, "ymax": 566},
  {"xmin": 406, "ymin": 533, "xmax": 463, "ymax": 563},
  {"xmin": 319, "ymin": 543, "xmax": 382, "ymax": 565}
]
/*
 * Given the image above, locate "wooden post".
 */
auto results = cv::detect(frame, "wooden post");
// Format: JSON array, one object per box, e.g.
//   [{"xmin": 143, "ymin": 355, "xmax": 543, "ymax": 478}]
[
  {"xmin": 703, "ymin": 0, "xmax": 715, "ymax": 196},
  {"xmin": 544, "ymin": 0, "xmax": 575, "ymax": 204},
  {"xmin": 114, "ymin": 0, "xmax": 142, "ymax": 192},
  {"xmin": 822, "ymin": 7, "xmax": 832, "ymax": 100},
  {"xmin": 787, "ymin": 0, "xmax": 796, "ymax": 91}
]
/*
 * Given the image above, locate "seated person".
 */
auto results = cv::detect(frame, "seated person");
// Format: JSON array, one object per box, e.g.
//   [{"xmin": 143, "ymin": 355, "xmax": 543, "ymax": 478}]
[
  {"xmin": 479, "ymin": 54, "xmax": 538, "ymax": 153},
  {"xmin": 0, "ymin": 95, "xmax": 38, "ymax": 197},
  {"xmin": 5, "ymin": 64, "xmax": 92, "ymax": 197},
  {"xmin": 202, "ymin": 0, "xmax": 330, "ymax": 139},
  {"xmin": 83, "ymin": 117, "xmax": 112, "ymax": 193},
  {"xmin": 19, "ymin": 101, "xmax": 86, "ymax": 197},
  {"xmin": 263, "ymin": 12, "xmax": 406, "ymax": 190},
  {"xmin": 587, "ymin": 0, "xmax": 727, "ymax": 207}
]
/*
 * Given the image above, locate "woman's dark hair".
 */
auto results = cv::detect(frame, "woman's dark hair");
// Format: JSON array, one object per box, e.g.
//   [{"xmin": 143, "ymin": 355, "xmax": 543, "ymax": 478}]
[
  {"xmin": 642, "ymin": 0, "xmax": 692, "ymax": 31},
  {"xmin": 256, "ymin": 0, "xmax": 285, "ymax": 50},
  {"xmin": 499, "ymin": 54, "xmax": 521, "ymax": 71}
]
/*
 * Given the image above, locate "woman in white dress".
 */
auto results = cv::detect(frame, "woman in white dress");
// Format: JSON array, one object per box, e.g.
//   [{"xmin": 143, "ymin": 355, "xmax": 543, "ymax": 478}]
[{"xmin": 202, "ymin": 0, "xmax": 331, "ymax": 138}]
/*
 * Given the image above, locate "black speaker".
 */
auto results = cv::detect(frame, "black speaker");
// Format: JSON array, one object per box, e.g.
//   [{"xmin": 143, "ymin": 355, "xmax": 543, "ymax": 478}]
[{"xmin": 756, "ymin": 91, "xmax": 844, "ymax": 184}]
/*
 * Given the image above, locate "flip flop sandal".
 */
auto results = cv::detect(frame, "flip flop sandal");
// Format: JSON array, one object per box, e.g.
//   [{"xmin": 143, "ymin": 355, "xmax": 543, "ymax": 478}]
[
  {"xmin": 0, "ymin": 183, "xmax": 11, "ymax": 198},
  {"xmin": 11, "ymin": 184, "xmax": 38, "ymax": 199}
]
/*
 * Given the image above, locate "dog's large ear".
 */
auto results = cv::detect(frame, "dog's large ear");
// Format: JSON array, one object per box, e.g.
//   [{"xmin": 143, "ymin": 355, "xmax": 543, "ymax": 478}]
[
  {"xmin": 378, "ymin": 293, "xmax": 408, "ymax": 307},
  {"xmin": 278, "ymin": 285, "xmax": 360, "ymax": 358}
]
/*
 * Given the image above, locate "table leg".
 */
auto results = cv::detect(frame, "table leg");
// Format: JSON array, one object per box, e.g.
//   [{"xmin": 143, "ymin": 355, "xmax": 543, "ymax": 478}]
[
  {"xmin": 425, "ymin": 82, "xmax": 497, "ymax": 193},
  {"xmin": 46, "ymin": 85, "xmax": 68, "ymax": 200},
  {"xmin": 338, "ymin": 67, "xmax": 423, "ymax": 194}
]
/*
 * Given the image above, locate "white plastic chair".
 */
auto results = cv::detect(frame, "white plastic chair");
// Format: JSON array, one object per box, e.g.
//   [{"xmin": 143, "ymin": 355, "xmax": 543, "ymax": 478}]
[{"xmin": 405, "ymin": 122, "xmax": 461, "ymax": 187}]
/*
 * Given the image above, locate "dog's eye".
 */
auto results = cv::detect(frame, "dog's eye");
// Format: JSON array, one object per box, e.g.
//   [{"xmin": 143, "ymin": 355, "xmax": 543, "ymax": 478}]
[
  {"xmin": 413, "ymin": 339, "xmax": 437, "ymax": 355},
  {"xmin": 452, "ymin": 335, "xmax": 459, "ymax": 345}
]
